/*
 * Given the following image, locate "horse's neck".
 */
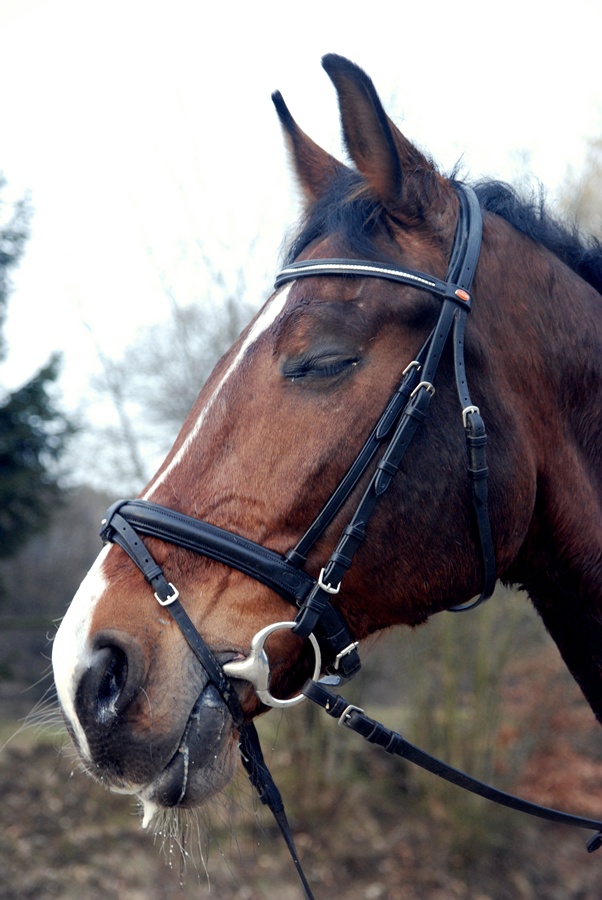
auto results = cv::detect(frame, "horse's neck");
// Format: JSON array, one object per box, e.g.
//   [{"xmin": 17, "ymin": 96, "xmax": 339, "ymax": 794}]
[
  {"xmin": 501, "ymin": 239, "xmax": 602, "ymax": 724},
  {"xmin": 537, "ymin": 257, "xmax": 602, "ymax": 498},
  {"xmin": 485, "ymin": 227, "xmax": 602, "ymax": 463}
]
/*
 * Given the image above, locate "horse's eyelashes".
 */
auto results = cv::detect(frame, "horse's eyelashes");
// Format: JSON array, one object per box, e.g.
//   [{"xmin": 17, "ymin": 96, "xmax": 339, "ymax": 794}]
[{"xmin": 281, "ymin": 353, "xmax": 361, "ymax": 381}]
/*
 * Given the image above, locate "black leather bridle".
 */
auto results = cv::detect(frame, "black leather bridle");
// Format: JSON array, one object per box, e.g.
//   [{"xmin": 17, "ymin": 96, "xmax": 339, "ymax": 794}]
[
  {"xmin": 99, "ymin": 184, "xmax": 602, "ymax": 899},
  {"xmin": 102, "ymin": 183, "xmax": 494, "ymax": 685}
]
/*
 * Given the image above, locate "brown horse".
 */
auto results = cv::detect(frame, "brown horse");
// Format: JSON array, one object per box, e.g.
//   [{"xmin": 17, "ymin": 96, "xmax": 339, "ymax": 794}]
[{"xmin": 52, "ymin": 55, "xmax": 602, "ymax": 829}]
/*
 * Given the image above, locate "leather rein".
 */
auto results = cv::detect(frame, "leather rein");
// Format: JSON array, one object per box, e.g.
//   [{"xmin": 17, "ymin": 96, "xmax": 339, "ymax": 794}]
[{"xmin": 99, "ymin": 185, "xmax": 602, "ymax": 898}]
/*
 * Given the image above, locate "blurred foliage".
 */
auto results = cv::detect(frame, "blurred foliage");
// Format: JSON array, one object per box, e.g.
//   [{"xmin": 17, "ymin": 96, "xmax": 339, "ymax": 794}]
[
  {"xmin": 0, "ymin": 485, "xmax": 111, "ymax": 687},
  {"xmin": 0, "ymin": 354, "xmax": 74, "ymax": 560},
  {"xmin": 0, "ymin": 178, "xmax": 74, "ymax": 566},
  {"xmin": 80, "ymin": 280, "xmax": 257, "ymax": 494}
]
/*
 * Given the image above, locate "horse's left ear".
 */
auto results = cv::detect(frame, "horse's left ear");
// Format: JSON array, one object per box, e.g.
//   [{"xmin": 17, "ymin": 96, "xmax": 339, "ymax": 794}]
[
  {"xmin": 272, "ymin": 90, "xmax": 346, "ymax": 205},
  {"xmin": 322, "ymin": 54, "xmax": 452, "ymax": 223}
]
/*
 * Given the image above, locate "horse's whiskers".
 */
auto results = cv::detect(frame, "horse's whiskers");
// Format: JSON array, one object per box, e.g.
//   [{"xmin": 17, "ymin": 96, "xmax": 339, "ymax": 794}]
[{"xmin": 0, "ymin": 679, "xmax": 67, "ymax": 755}]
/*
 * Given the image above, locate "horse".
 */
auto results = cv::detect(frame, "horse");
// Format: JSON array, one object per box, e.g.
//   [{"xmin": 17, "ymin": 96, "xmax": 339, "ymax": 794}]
[{"xmin": 52, "ymin": 53, "xmax": 602, "ymax": 840}]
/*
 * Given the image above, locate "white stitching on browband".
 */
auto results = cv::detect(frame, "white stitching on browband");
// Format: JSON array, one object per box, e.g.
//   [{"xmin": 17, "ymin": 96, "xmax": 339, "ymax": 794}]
[{"xmin": 279, "ymin": 262, "xmax": 437, "ymax": 289}]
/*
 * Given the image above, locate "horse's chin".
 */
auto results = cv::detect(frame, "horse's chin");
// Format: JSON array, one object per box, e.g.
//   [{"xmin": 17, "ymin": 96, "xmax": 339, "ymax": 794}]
[{"xmin": 109, "ymin": 684, "xmax": 239, "ymax": 821}]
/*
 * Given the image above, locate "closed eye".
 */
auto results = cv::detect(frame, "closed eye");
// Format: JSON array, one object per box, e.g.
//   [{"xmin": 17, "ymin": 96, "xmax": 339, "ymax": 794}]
[{"xmin": 282, "ymin": 352, "xmax": 361, "ymax": 380}]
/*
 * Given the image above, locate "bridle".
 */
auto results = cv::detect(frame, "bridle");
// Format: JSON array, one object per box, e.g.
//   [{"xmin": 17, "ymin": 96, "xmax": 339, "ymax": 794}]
[
  {"xmin": 102, "ymin": 183, "xmax": 492, "ymax": 689},
  {"xmin": 99, "ymin": 184, "xmax": 602, "ymax": 898}
]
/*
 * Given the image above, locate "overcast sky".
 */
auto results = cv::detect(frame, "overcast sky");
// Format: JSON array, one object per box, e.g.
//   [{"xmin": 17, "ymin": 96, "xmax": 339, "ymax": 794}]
[{"xmin": 0, "ymin": 0, "xmax": 600, "ymax": 412}]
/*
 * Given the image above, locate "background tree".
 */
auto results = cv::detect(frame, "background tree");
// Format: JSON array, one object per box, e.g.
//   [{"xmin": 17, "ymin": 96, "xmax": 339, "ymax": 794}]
[
  {"xmin": 82, "ymin": 260, "xmax": 258, "ymax": 493},
  {"xmin": 0, "ymin": 179, "xmax": 74, "ymax": 562},
  {"xmin": 0, "ymin": 484, "xmax": 111, "ymax": 686}
]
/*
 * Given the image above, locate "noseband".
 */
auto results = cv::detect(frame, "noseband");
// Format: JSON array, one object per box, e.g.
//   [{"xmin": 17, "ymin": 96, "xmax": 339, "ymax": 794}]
[{"xmin": 99, "ymin": 184, "xmax": 602, "ymax": 897}]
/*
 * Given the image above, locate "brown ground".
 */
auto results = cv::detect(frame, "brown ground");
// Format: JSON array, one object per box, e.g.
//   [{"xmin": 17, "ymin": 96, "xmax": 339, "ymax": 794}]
[{"xmin": 2, "ymin": 642, "xmax": 602, "ymax": 899}]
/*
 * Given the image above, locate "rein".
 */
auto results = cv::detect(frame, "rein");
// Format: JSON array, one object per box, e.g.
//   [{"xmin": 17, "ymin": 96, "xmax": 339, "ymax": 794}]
[{"xmin": 99, "ymin": 184, "xmax": 602, "ymax": 898}]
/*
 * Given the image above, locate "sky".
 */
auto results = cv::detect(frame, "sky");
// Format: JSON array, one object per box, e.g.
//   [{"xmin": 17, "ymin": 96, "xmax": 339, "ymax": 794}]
[{"xmin": 0, "ymin": 0, "xmax": 601, "ymax": 414}]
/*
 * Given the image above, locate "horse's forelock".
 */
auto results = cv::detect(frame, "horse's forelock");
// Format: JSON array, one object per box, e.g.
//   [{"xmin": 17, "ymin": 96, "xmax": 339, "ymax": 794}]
[{"xmin": 285, "ymin": 170, "xmax": 391, "ymax": 264}]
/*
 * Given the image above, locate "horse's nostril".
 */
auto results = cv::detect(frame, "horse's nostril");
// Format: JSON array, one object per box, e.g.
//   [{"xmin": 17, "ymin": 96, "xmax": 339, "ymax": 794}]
[
  {"xmin": 76, "ymin": 640, "xmax": 137, "ymax": 731},
  {"xmin": 96, "ymin": 646, "xmax": 128, "ymax": 723}
]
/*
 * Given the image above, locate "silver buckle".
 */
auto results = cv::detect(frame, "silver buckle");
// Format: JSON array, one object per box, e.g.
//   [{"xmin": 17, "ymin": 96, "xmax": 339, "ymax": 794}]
[
  {"xmin": 333, "ymin": 641, "xmax": 360, "ymax": 671},
  {"xmin": 338, "ymin": 703, "xmax": 364, "ymax": 727},
  {"xmin": 318, "ymin": 567, "xmax": 341, "ymax": 595},
  {"xmin": 402, "ymin": 359, "xmax": 421, "ymax": 376},
  {"xmin": 462, "ymin": 405, "xmax": 480, "ymax": 428},
  {"xmin": 410, "ymin": 380, "xmax": 435, "ymax": 399},
  {"xmin": 154, "ymin": 583, "xmax": 179, "ymax": 606}
]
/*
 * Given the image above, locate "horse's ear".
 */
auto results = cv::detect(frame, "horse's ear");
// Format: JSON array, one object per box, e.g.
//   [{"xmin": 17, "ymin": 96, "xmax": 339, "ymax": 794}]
[
  {"xmin": 272, "ymin": 90, "xmax": 345, "ymax": 204},
  {"xmin": 322, "ymin": 54, "xmax": 451, "ymax": 222}
]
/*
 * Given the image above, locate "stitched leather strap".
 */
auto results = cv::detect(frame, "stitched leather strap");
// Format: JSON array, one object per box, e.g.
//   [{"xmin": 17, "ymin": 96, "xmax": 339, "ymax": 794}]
[
  {"xmin": 303, "ymin": 680, "xmax": 602, "ymax": 852},
  {"xmin": 292, "ymin": 291, "xmax": 469, "ymax": 640},
  {"xmin": 100, "ymin": 510, "xmax": 314, "ymax": 895},
  {"xmin": 103, "ymin": 499, "xmax": 316, "ymax": 606},
  {"xmin": 239, "ymin": 722, "xmax": 315, "ymax": 899},
  {"xmin": 101, "ymin": 500, "xmax": 360, "ymax": 677},
  {"xmin": 276, "ymin": 258, "xmax": 450, "ymax": 295},
  {"xmin": 279, "ymin": 184, "xmax": 496, "ymax": 629},
  {"xmin": 285, "ymin": 347, "xmax": 425, "ymax": 568}
]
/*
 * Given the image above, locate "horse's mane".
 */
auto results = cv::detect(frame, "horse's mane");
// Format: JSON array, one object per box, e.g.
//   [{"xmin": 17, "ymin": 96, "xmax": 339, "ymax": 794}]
[
  {"xmin": 285, "ymin": 169, "xmax": 602, "ymax": 296},
  {"xmin": 474, "ymin": 180, "xmax": 602, "ymax": 295}
]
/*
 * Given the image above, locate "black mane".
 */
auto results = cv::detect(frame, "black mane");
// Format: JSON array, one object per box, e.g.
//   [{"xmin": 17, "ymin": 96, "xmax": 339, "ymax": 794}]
[
  {"xmin": 474, "ymin": 180, "xmax": 602, "ymax": 295},
  {"xmin": 285, "ymin": 170, "xmax": 602, "ymax": 296}
]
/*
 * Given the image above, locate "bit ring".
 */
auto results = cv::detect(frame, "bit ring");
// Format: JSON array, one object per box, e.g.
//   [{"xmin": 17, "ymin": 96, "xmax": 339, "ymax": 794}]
[{"xmin": 223, "ymin": 621, "xmax": 321, "ymax": 708}]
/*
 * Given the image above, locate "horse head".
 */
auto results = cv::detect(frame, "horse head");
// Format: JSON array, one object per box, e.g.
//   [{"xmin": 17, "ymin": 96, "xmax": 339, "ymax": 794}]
[{"xmin": 53, "ymin": 55, "xmax": 601, "ymax": 827}]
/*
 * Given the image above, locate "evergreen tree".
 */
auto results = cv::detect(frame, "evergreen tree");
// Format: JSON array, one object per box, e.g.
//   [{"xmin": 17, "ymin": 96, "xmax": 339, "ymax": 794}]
[{"xmin": 0, "ymin": 178, "xmax": 74, "ymax": 559}]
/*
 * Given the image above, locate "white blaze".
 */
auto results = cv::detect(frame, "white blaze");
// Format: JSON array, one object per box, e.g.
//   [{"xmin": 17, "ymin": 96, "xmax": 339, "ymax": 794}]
[
  {"xmin": 51, "ymin": 285, "xmax": 293, "ymax": 764},
  {"xmin": 52, "ymin": 544, "xmax": 112, "ymax": 760},
  {"xmin": 144, "ymin": 284, "xmax": 292, "ymax": 498}
]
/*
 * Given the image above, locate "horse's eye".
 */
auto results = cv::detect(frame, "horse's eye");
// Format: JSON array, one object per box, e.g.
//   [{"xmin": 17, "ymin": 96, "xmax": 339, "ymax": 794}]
[{"xmin": 282, "ymin": 353, "xmax": 361, "ymax": 381}]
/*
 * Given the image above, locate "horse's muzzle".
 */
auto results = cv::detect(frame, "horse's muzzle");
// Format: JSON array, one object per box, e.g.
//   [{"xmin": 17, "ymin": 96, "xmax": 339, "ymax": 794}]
[
  {"xmin": 146, "ymin": 683, "xmax": 235, "ymax": 808},
  {"xmin": 64, "ymin": 628, "xmax": 238, "ymax": 806}
]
